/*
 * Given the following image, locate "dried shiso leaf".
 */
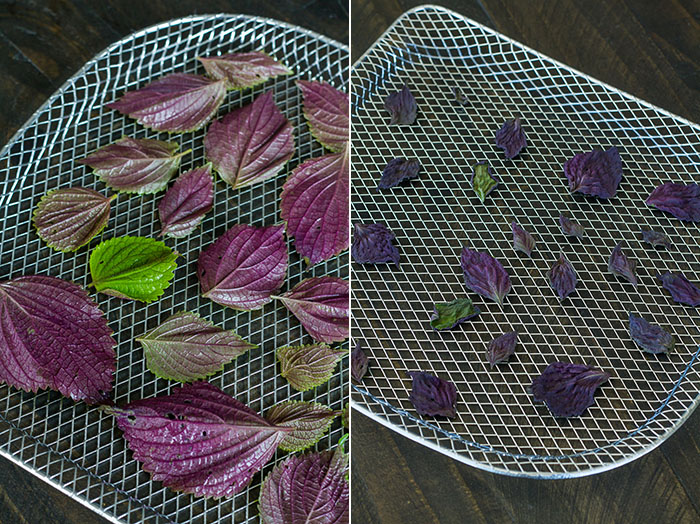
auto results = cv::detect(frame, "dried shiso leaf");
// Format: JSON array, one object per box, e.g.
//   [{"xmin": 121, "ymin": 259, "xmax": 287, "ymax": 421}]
[
  {"xmin": 430, "ymin": 298, "xmax": 480, "ymax": 331},
  {"xmin": 378, "ymin": 158, "xmax": 421, "ymax": 190},
  {"xmin": 641, "ymin": 229, "xmax": 671, "ymax": 249},
  {"xmin": 563, "ymin": 146, "xmax": 622, "ymax": 199},
  {"xmin": 486, "ymin": 331, "xmax": 518, "ymax": 367},
  {"xmin": 548, "ymin": 255, "xmax": 577, "ymax": 300},
  {"xmin": 658, "ymin": 272, "xmax": 700, "ymax": 306},
  {"xmin": 384, "ymin": 84, "xmax": 417, "ymax": 125},
  {"xmin": 531, "ymin": 362, "xmax": 610, "ymax": 417},
  {"xmin": 495, "ymin": 118, "xmax": 527, "ymax": 159},
  {"xmin": 607, "ymin": 244, "xmax": 638, "ymax": 288},
  {"xmin": 460, "ymin": 248, "xmax": 511, "ymax": 305},
  {"xmin": 471, "ymin": 162, "xmax": 499, "ymax": 203},
  {"xmin": 453, "ymin": 88, "xmax": 468, "ymax": 106},
  {"xmin": 408, "ymin": 371, "xmax": 457, "ymax": 418},
  {"xmin": 629, "ymin": 314, "xmax": 674, "ymax": 354},
  {"xmin": 645, "ymin": 182, "xmax": 700, "ymax": 222},
  {"xmin": 512, "ymin": 222, "xmax": 535, "ymax": 256},
  {"xmin": 351, "ymin": 223, "xmax": 400, "ymax": 267},
  {"xmin": 351, "ymin": 344, "xmax": 369, "ymax": 384},
  {"xmin": 559, "ymin": 214, "xmax": 585, "ymax": 238}
]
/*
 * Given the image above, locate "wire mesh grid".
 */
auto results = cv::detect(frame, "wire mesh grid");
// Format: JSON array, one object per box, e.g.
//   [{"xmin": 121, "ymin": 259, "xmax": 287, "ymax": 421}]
[
  {"xmin": 350, "ymin": 5, "xmax": 700, "ymax": 478},
  {"xmin": 0, "ymin": 14, "xmax": 348, "ymax": 523}
]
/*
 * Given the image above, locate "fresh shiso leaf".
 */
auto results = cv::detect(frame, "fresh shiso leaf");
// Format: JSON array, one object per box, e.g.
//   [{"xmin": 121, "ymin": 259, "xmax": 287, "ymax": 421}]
[
  {"xmin": 607, "ymin": 244, "xmax": 638, "ymax": 287},
  {"xmin": 563, "ymin": 146, "xmax": 622, "ymax": 199},
  {"xmin": 0, "ymin": 275, "xmax": 116, "ymax": 403},
  {"xmin": 137, "ymin": 311, "xmax": 256, "ymax": 382},
  {"xmin": 430, "ymin": 298, "xmax": 480, "ymax": 331},
  {"xmin": 351, "ymin": 343, "xmax": 369, "ymax": 384},
  {"xmin": 460, "ymin": 248, "xmax": 511, "ymax": 305},
  {"xmin": 277, "ymin": 343, "xmax": 345, "ymax": 392},
  {"xmin": 298, "ymin": 80, "xmax": 349, "ymax": 152},
  {"xmin": 495, "ymin": 118, "xmax": 527, "ymax": 159},
  {"xmin": 33, "ymin": 187, "xmax": 114, "ymax": 252},
  {"xmin": 471, "ymin": 162, "xmax": 498, "ymax": 202},
  {"xmin": 351, "ymin": 223, "xmax": 400, "ymax": 267},
  {"xmin": 559, "ymin": 214, "xmax": 585, "ymax": 238},
  {"xmin": 645, "ymin": 182, "xmax": 700, "ymax": 222},
  {"xmin": 377, "ymin": 158, "xmax": 421, "ymax": 190},
  {"xmin": 408, "ymin": 371, "xmax": 457, "ymax": 418},
  {"xmin": 531, "ymin": 362, "xmax": 610, "ymax": 417},
  {"xmin": 158, "ymin": 165, "xmax": 214, "ymax": 238},
  {"xmin": 641, "ymin": 229, "xmax": 671, "ymax": 249},
  {"xmin": 511, "ymin": 222, "xmax": 535, "ymax": 257},
  {"xmin": 265, "ymin": 401, "xmax": 338, "ymax": 452},
  {"xmin": 89, "ymin": 236, "xmax": 178, "ymax": 302},
  {"xmin": 658, "ymin": 272, "xmax": 700, "ymax": 306},
  {"xmin": 487, "ymin": 331, "xmax": 518, "ymax": 367},
  {"xmin": 198, "ymin": 51, "xmax": 291, "ymax": 90},
  {"xmin": 384, "ymin": 84, "xmax": 417, "ymax": 125},
  {"xmin": 629, "ymin": 314, "xmax": 674, "ymax": 354},
  {"xmin": 548, "ymin": 255, "xmax": 577, "ymax": 300}
]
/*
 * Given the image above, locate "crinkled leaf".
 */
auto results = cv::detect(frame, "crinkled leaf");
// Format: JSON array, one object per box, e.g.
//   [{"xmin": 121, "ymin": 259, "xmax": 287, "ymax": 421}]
[
  {"xmin": 453, "ymin": 87, "xmax": 468, "ymax": 107},
  {"xmin": 658, "ymin": 272, "xmax": 700, "ymax": 306},
  {"xmin": 137, "ymin": 311, "xmax": 256, "ymax": 382},
  {"xmin": 198, "ymin": 224, "xmax": 287, "ymax": 311},
  {"xmin": 563, "ymin": 146, "xmax": 622, "ymax": 199},
  {"xmin": 351, "ymin": 343, "xmax": 369, "ymax": 384},
  {"xmin": 608, "ymin": 244, "xmax": 637, "ymax": 287},
  {"xmin": 495, "ymin": 118, "xmax": 527, "ymax": 158},
  {"xmin": 548, "ymin": 255, "xmax": 577, "ymax": 300},
  {"xmin": 199, "ymin": 51, "xmax": 291, "ymax": 90},
  {"xmin": 512, "ymin": 222, "xmax": 535, "ymax": 256},
  {"xmin": 559, "ymin": 214, "xmax": 585, "ymax": 238},
  {"xmin": 377, "ymin": 158, "xmax": 421, "ymax": 190},
  {"xmin": 265, "ymin": 401, "xmax": 338, "ymax": 452},
  {"xmin": 351, "ymin": 223, "xmax": 400, "ymax": 267},
  {"xmin": 430, "ymin": 298, "xmax": 480, "ymax": 331},
  {"xmin": 531, "ymin": 362, "xmax": 610, "ymax": 417},
  {"xmin": 471, "ymin": 162, "xmax": 498, "ymax": 202},
  {"xmin": 33, "ymin": 187, "xmax": 114, "ymax": 252},
  {"xmin": 159, "ymin": 165, "xmax": 214, "ymax": 238},
  {"xmin": 272, "ymin": 277, "xmax": 349, "ymax": 343},
  {"xmin": 205, "ymin": 91, "xmax": 294, "ymax": 190},
  {"xmin": 259, "ymin": 450, "xmax": 349, "ymax": 524},
  {"xmin": 298, "ymin": 80, "xmax": 349, "ymax": 152},
  {"xmin": 460, "ymin": 248, "xmax": 511, "ymax": 305},
  {"xmin": 0, "ymin": 275, "xmax": 115, "ymax": 403},
  {"xmin": 408, "ymin": 371, "xmax": 457, "ymax": 418},
  {"xmin": 645, "ymin": 182, "xmax": 700, "ymax": 222},
  {"xmin": 89, "ymin": 236, "xmax": 178, "ymax": 302},
  {"xmin": 107, "ymin": 381, "xmax": 290, "ymax": 498},
  {"xmin": 487, "ymin": 331, "xmax": 518, "ymax": 367},
  {"xmin": 281, "ymin": 148, "xmax": 349, "ymax": 265},
  {"xmin": 384, "ymin": 84, "xmax": 417, "ymax": 125},
  {"xmin": 277, "ymin": 343, "xmax": 345, "ymax": 391},
  {"xmin": 641, "ymin": 229, "xmax": 671, "ymax": 249},
  {"xmin": 629, "ymin": 314, "xmax": 674, "ymax": 354},
  {"xmin": 107, "ymin": 73, "xmax": 226, "ymax": 132}
]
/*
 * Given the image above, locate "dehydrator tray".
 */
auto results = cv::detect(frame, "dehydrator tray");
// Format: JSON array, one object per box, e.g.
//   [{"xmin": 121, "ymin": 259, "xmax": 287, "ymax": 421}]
[{"xmin": 351, "ymin": 5, "xmax": 700, "ymax": 478}]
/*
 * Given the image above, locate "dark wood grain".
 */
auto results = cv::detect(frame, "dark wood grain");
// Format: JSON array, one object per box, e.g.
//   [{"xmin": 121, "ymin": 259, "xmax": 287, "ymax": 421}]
[{"xmin": 351, "ymin": 1, "xmax": 700, "ymax": 523}]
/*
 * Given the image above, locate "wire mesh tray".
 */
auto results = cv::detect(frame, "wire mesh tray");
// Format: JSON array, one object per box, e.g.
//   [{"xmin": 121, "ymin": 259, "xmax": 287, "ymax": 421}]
[
  {"xmin": 0, "ymin": 14, "xmax": 347, "ymax": 523},
  {"xmin": 351, "ymin": 5, "xmax": 700, "ymax": 478}
]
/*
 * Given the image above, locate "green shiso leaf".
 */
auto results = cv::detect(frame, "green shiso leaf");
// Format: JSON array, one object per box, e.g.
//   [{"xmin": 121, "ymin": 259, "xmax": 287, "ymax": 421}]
[{"xmin": 430, "ymin": 298, "xmax": 480, "ymax": 331}]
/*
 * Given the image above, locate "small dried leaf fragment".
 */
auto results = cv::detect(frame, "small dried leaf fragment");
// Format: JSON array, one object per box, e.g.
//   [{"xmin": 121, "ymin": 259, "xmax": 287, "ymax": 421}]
[
  {"xmin": 559, "ymin": 214, "xmax": 585, "ymax": 238},
  {"xmin": 351, "ymin": 223, "xmax": 400, "ymax": 267},
  {"xmin": 564, "ymin": 146, "xmax": 622, "ymax": 199},
  {"xmin": 548, "ymin": 255, "xmax": 577, "ymax": 300},
  {"xmin": 408, "ymin": 371, "xmax": 457, "ymax": 418},
  {"xmin": 460, "ymin": 248, "xmax": 511, "ymax": 305},
  {"xmin": 158, "ymin": 165, "xmax": 214, "ymax": 238},
  {"xmin": 265, "ymin": 401, "xmax": 338, "ymax": 452},
  {"xmin": 277, "ymin": 343, "xmax": 345, "ymax": 391},
  {"xmin": 531, "ymin": 362, "xmax": 610, "ymax": 417},
  {"xmin": 487, "ymin": 331, "xmax": 518, "ymax": 367},
  {"xmin": 658, "ymin": 272, "xmax": 700, "ymax": 306},
  {"xmin": 430, "ymin": 298, "xmax": 480, "ymax": 331},
  {"xmin": 645, "ymin": 182, "xmax": 700, "ymax": 222},
  {"xmin": 198, "ymin": 51, "xmax": 291, "ymax": 90},
  {"xmin": 608, "ymin": 244, "xmax": 638, "ymax": 287},
  {"xmin": 351, "ymin": 344, "xmax": 369, "ymax": 383},
  {"xmin": 495, "ymin": 118, "xmax": 527, "ymax": 158},
  {"xmin": 384, "ymin": 84, "xmax": 417, "ymax": 125},
  {"xmin": 298, "ymin": 80, "xmax": 349, "ymax": 152},
  {"xmin": 629, "ymin": 314, "xmax": 674, "ymax": 354},
  {"xmin": 377, "ymin": 158, "xmax": 421, "ymax": 190},
  {"xmin": 512, "ymin": 222, "xmax": 535, "ymax": 256},
  {"xmin": 471, "ymin": 162, "xmax": 499, "ymax": 202},
  {"xmin": 641, "ymin": 229, "xmax": 671, "ymax": 249}
]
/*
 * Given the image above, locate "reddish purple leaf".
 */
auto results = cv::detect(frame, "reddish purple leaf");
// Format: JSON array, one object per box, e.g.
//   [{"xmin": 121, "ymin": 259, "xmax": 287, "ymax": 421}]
[
  {"xmin": 641, "ymin": 229, "xmax": 671, "ymax": 249},
  {"xmin": 378, "ymin": 158, "xmax": 421, "ymax": 190},
  {"xmin": 511, "ymin": 222, "xmax": 535, "ymax": 257},
  {"xmin": 564, "ymin": 146, "xmax": 622, "ymax": 199},
  {"xmin": 658, "ymin": 272, "xmax": 700, "ymax": 306},
  {"xmin": 298, "ymin": 80, "xmax": 349, "ymax": 152},
  {"xmin": 629, "ymin": 314, "xmax": 674, "ymax": 354},
  {"xmin": 559, "ymin": 214, "xmax": 585, "ymax": 238},
  {"xmin": 351, "ymin": 223, "xmax": 400, "ymax": 267},
  {"xmin": 460, "ymin": 248, "xmax": 511, "ymax": 305},
  {"xmin": 384, "ymin": 84, "xmax": 417, "ymax": 125},
  {"xmin": 198, "ymin": 51, "xmax": 291, "ymax": 90},
  {"xmin": 495, "ymin": 118, "xmax": 527, "ymax": 159},
  {"xmin": 198, "ymin": 224, "xmax": 288, "ymax": 311},
  {"xmin": 158, "ymin": 165, "xmax": 214, "ymax": 238},
  {"xmin": 548, "ymin": 255, "xmax": 577, "ymax": 300},
  {"xmin": 531, "ymin": 362, "xmax": 610, "ymax": 417},
  {"xmin": 608, "ymin": 244, "xmax": 637, "ymax": 287},
  {"xmin": 351, "ymin": 343, "xmax": 369, "ymax": 383},
  {"xmin": 408, "ymin": 371, "xmax": 457, "ymax": 418},
  {"xmin": 487, "ymin": 331, "xmax": 518, "ymax": 367},
  {"xmin": 645, "ymin": 182, "xmax": 700, "ymax": 222}
]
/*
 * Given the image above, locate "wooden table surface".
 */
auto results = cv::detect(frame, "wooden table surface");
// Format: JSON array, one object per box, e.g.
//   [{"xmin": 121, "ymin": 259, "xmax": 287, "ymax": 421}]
[
  {"xmin": 0, "ymin": 1, "xmax": 347, "ymax": 523},
  {"xmin": 351, "ymin": 1, "xmax": 700, "ymax": 524}
]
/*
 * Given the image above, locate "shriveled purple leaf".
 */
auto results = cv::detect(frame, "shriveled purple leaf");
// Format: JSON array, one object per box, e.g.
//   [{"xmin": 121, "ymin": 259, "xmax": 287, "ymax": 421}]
[
  {"xmin": 205, "ymin": 91, "xmax": 294, "ymax": 190},
  {"xmin": 107, "ymin": 73, "xmax": 226, "ymax": 132},
  {"xmin": 563, "ymin": 146, "xmax": 622, "ymax": 199},
  {"xmin": 265, "ymin": 401, "xmax": 338, "ymax": 452},
  {"xmin": 408, "ymin": 371, "xmax": 457, "ymax": 418},
  {"xmin": 136, "ymin": 311, "xmax": 256, "ymax": 382},
  {"xmin": 559, "ymin": 214, "xmax": 585, "ymax": 238},
  {"xmin": 512, "ymin": 222, "xmax": 535, "ymax": 256},
  {"xmin": 281, "ymin": 148, "xmax": 349, "ymax": 265},
  {"xmin": 272, "ymin": 277, "xmax": 349, "ymax": 343},
  {"xmin": 460, "ymin": 248, "xmax": 511, "ymax": 305},
  {"xmin": 351, "ymin": 223, "xmax": 400, "ymax": 267},
  {"xmin": 107, "ymin": 381, "xmax": 290, "ymax": 497},
  {"xmin": 487, "ymin": 331, "xmax": 518, "ymax": 367},
  {"xmin": 384, "ymin": 84, "xmax": 417, "ymax": 125},
  {"xmin": 658, "ymin": 272, "xmax": 700, "ymax": 306},
  {"xmin": 377, "ymin": 158, "xmax": 421, "ymax": 190},
  {"xmin": 259, "ymin": 450, "xmax": 349, "ymax": 524},
  {"xmin": 495, "ymin": 118, "xmax": 527, "ymax": 159},
  {"xmin": 608, "ymin": 244, "xmax": 637, "ymax": 287},
  {"xmin": 198, "ymin": 51, "xmax": 291, "ymax": 90},
  {"xmin": 531, "ymin": 362, "xmax": 610, "ymax": 417},
  {"xmin": 641, "ymin": 229, "xmax": 671, "ymax": 249},
  {"xmin": 471, "ymin": 162, "xmax": 499, "ymax": 203},
  {"xmin": 277, "ymin": 343, "xmax": 345, "ymax": 392},
  {"xmin": 298, "ymin": 80, "xmax": 349, "ymax": 152},
  {"xmin": 0, "ymin": 275, "xmax": 115, "ymax": 403},
  {"xmin": 645, "ymin": 182, "xmax": 700, "ymax": 222},
  {"xmin": 33, "ymin": 187, "xmax": 114, "ymax": 252},
  {"xmin": 351, "ymin": 343, "xmax": 369, "ymax": 383},
  {"xmin": 158, "ymin": 165, "xmax": 214, "ymax": 238},
  {"xmin": 198, "ymin": 224, "xmax": 288, "ymax": 310},
  {"xmin": 548, "ymin": 255, "xmax": 577, "ymax": 300},
  {"xmin": 430, "ymin": 298, "xmax": 480, "ymax": 331},
  {"xmin": 629, "ymin": 314, "xmax": 674, "ymax": 354}
]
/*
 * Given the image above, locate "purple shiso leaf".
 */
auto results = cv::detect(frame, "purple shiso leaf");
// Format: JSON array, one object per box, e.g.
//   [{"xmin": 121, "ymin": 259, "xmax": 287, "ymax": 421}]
[
  {"xmin": 205, "ymin": 91, "xmax": 295, "ymax": 190},
  {"xmin": 559, "ymin": 214, "xmax": 585, "ymax": 238},
  {"xmin": 471, "ymin": 162, "xmax": 499, "ymax": 202},
  {"xmin": 106, "ymin": 381, "xmax": 290, "ymax": 498},
  {"xmin": 460, "ymin": 247, "xmax": 511, "ymax": 305},
  {"xmin": 106, "ymin": 73, "xmax": 226, "ymax": 132},
  {"xmin": 351, "ymin": 223, "xmax": 400, "ymax": 267},
  {"xmin": 0, "ymin": 275, "xmax": 116, "ymax": 404},
  {"xmin": 272, "ymin": 277, "xmax": 349, "ymax": 343},
  {"xmin": 351, "ymin": 343, "xmax": 369, "ymax": 383},
  {"xmin": 377, "ymin": 158, "xmax": 421, "ymax": 190},
  {"xmin": 408, "ymin": 371, "xmax": 457, "ymax": 418},
  {"xmin": 629, "ymin": 314, "xmax": 674, "ymax": 354},
  {"xmin": 198, "ymin": 224, "xmax": 288, "ymax": 311},
  {"xmin": 384, "ymin": 84, "xmax": 417, "ymax": 125},
  {"xmin": 658, "ymin": 272, "xmax": 700, "ymax": 306},
  {"xmin": 430, "ymin": 298, "xmax": 480, "ymax": 331},
  {"xmin": 641, "ymin": 229, "xmax": 671, "ymax": 249},
  {"xmin": 607, "ymin": 244, "xmax": 638, "ymax": 288},
  {"xmin": 511, "ymin": 222, "xmax": 535, "ymax": 257},
  {"xmin": 79, "ymin": 137, "xmax": 187, "ymax": 194},
  {"xmin": 563, "ymin": 146, "xmax": 622, "ymax": 199},
  {"xmin": 33, "ymin": 187, "xmax": 115, "ymax": 252},
  {"xmin": 645, "ymin": 182, "xmax": 700, "ymax": 222},
  {"xmin": 548, "ymin": 255, "xmax": 577, "ymax": 300},
  {"xmin": 277, "ymin": 343, "xmax": 346, "ymax": 392},
  {"xmin": 281, "ymin": 148, "xmax": 349, "ymax": 265},
  {"xmin": 531, "ymin": 362, "xmax": 610, "ymax": 417},
  {"xmin": 158, "ymin": 165, "xmax": 214, "ymax": 238},
  {"xmin": 259, "ymin": 450, "xmax": 349, "ymax": 524},
  {"xmin": 265, "ymin": 401, "xmax": 338, "ymax": 452},
  {"xmin": 136, "ymin": 311, "xmax": 256, "ymax": 382},
  {"xmin": 198, "ymin": 51, "xmax": 291, "ymax": 90},
  {"xmin": 298, "ymin": 80, "xmax": 349, "ymax": 152},
  {"xmin": 495, "ymin": 118, "xmax": 527, "ymax": 159},
  {"xmin": 487, "ymin": 331, "xmax": 519, "ymax": 367}
]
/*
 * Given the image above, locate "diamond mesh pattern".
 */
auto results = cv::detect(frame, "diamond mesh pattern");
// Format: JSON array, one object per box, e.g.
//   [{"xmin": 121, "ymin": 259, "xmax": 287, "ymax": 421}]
[
  {"xmin": 0, "ymin": 14, "xmax": 347, "ymax": 523},
  {"xmin": 351, "ymin": 6, "xmax": 700, "ymax": 478}
]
